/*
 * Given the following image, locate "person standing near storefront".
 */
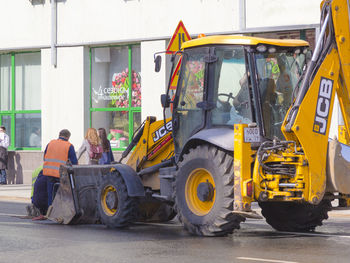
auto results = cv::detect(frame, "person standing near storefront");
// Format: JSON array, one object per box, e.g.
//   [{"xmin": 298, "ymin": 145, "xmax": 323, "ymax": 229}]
[
  {"xmin": 0, "ymin": 126, "xmax": 10, "ymax": 185},
  {"xmin": 98, "ymin": 128, "xmax": 115, "ymax": 165},
  {"xmin": 43, "ymin": 129, "xmax": 78, "ymax": 209},
  {"xmin": 29, "ymin": 127, "xmax": 41, "ymax": 147},
  {"xmin": 77, "ymin": 128, "xmax": 103, "ymax": 165}
]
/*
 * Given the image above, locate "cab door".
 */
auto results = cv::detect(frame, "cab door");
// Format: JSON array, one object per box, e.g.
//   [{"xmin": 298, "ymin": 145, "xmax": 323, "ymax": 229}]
[{"xmin": 173, "ymin": 47, "xmax": 209, "ymax": 153}]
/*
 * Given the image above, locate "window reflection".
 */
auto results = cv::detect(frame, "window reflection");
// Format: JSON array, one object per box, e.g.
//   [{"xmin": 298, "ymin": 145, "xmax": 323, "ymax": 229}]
[
  {"xmin": 15, "ymin": 113, "xmax": 41, "ymax": 148},
  {"xmin": 255, "ymin": 51, "xmax": 307, "ymax": 139}
]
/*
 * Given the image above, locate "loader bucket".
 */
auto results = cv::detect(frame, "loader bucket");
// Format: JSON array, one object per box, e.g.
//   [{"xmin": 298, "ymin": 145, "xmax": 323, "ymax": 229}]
[
  {"xmin": 326, "ymin": 139, "xmax": 350, "ymax": 194},
  {"xmin": 47, "ymin": 165, "xmax": 113, "ymax": 224}
]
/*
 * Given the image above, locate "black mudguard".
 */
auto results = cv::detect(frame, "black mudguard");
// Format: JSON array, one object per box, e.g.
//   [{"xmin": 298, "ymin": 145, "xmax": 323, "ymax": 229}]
[{"xmin": 113, "ymin": 164, "xmax": 145, "ymax": 197}]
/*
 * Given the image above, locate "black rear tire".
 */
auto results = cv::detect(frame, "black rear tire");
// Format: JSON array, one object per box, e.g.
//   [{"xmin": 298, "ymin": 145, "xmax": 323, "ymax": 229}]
[
  {"xmin": 259, "ymin": 200, "xmax": 332, "ymax": 232},
  {"xmin": 174, "ymin": 144, "xmax": 245, "ymax": 236},
  {"xmin": 97, "ymin": 172, "xmax": 138, "ymax": 228}
]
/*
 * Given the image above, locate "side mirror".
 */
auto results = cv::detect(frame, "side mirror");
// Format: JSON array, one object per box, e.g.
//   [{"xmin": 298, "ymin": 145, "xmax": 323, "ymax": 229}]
[
  {"xmin": 160, "ymin": 94, "xmax": 170, "ymax": 108},
  {"xmin": 154, "ymin": 55, "xmax": 162, "ymax": 72}
]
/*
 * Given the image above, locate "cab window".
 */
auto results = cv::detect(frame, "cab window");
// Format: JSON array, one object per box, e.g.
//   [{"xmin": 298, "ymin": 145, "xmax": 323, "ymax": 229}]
[{"xmin": 211, "ymin": 47, "xmax": 252, "ymax": 126}]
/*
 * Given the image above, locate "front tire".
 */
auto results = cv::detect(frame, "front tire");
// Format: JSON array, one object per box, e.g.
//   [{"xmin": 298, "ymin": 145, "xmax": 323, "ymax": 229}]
[
  {"xmin": 97, "ymin": 173, "xmax": 138, "ymax": 228},
  {"xmin": 174, "ymin": 145, "xmax": 245, "ymax": 236},
  {"xmin": 259, "ymin": 200, "xmax": 332, "ymax": 232}
]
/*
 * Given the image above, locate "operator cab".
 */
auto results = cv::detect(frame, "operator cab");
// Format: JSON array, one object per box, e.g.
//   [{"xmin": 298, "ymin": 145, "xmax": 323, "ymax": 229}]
[{"xmin": 166, "ymin": 36, "xmax": 309, "ymax": 155}]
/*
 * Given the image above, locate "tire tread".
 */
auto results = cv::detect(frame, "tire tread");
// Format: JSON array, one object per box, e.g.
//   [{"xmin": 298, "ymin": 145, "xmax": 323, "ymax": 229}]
[{"xmin": 174, "ymin": 145, "xmax": 245, "ymax": 236}]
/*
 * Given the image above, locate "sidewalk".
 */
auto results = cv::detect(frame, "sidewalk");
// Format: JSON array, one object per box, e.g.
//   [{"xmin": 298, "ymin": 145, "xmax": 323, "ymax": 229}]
[{"xmin": 0, "ymin": 184, "xmax": 31, "ymax": 203}]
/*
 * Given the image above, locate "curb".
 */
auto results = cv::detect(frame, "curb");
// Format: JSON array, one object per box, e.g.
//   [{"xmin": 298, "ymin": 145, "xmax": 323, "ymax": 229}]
[
  {"xmin": 0, "ymin": 185, "xmax": 31, "ymax": 203},
  {"xmin": 328, "ymin": 210, "xmax": 350, "ymax": 218},
  {"xmin": 0, "ymin": 196, "xmax": 31, "ymax": 203}
]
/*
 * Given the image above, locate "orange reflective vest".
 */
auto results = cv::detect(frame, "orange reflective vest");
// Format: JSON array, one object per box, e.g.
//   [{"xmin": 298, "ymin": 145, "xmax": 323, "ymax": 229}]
[{"xmin": 43, "ymin": 139, "xmax": 71, "ymax": 178}]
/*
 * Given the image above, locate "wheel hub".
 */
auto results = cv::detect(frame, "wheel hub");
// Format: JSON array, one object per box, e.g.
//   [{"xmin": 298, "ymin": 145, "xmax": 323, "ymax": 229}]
[
  {"xmin": 185, "ymin": 168, "xmax": 216, "ymax": 216},
  {"xmin": 105, "ymin": 191, "xmax": 118, "ymax": 210},
  {"xmin": 197, "ymin": 180, "xmax": 214, "ymax": 202},
  {"xmin": 101, "ymin": 185, "xmax": 118, "ymax": 216}
]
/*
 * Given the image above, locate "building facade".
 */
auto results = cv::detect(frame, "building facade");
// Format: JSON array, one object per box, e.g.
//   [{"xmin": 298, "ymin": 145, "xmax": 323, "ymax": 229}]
[{"xmin": 0, "ymin": 0, "xmax": 322, "ymax": 184}]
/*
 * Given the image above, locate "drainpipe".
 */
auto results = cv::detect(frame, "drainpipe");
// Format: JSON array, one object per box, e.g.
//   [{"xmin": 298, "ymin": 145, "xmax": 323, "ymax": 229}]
[
  {"xmin": 51, "ymin": 0, "xmax": 57, "ymax": 67},
  {"xmin": 238, "ymin": 0, "xmax": 246, "ymax": 32}
]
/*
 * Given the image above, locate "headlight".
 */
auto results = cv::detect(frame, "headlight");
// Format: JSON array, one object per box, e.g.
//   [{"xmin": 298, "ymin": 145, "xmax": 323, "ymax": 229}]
[
  {"xmin": 257, "ymin": 45, "xmax": 267, "ymax": 52},
  {"xmin": 268, "ymin": 47, "xmax": 276, "ymax": 53}
]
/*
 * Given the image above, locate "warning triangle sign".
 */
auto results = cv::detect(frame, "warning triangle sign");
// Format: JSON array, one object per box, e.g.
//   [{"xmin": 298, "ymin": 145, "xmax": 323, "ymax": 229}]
[
  {"xmin": 169, "ymin": 57, "xmax": 182, "ymax": 90},
  {"xmin": 166, "ymin": 21, "xmax": 191, "ymax": 54}
]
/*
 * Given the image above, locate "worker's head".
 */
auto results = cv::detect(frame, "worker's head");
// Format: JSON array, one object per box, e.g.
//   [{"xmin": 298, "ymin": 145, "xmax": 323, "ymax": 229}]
[
  {"xmin": 0, "ymin": 126, "xmax": 5, "ymax": 133},
  {"xmin": 59, "ymin": 129, "xmax": 71, "ymax": 140}
]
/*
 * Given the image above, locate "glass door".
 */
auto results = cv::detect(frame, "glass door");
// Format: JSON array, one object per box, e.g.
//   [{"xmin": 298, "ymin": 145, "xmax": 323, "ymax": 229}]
[{"xmin": 173, "ymin": 48, "xmax": 207, "ymax": 152}]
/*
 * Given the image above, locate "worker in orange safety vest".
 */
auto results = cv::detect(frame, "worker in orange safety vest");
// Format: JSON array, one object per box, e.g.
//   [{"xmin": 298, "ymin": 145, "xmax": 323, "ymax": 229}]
[{"xmin": 43, "ymin": 129, "xmax": 78, "ymax": 209}]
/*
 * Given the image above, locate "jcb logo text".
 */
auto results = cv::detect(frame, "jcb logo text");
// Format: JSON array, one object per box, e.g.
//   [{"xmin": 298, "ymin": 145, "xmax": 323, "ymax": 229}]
[
  {"xmin": 152, "ymin": 121, "xmax": 172, "ymax": 142},
  {"xmin": 313, "ymin": 77, "xmax": 333, "ymax": 135}
]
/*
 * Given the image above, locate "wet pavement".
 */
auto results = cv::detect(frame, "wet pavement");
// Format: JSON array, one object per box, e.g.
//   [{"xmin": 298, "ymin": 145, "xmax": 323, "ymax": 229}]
[{"xmin": 0, "ymin": 185, "xmax": 350, "ymax": 263}]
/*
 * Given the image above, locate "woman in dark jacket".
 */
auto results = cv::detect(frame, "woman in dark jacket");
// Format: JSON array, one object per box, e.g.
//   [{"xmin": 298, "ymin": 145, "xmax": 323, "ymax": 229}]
[
  {"xmin": 98, "ymin": 128, "xmax": 115, "ymax": 164},
  {"xmin": 0, "ymin": 146, "xmax": 8, "ymax": 185}
]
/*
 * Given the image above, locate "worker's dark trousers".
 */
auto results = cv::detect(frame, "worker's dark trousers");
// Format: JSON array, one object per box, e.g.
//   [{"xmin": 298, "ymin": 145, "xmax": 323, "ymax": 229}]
[{"xmin": 46, "ymin": 176, "xmax": 60, "ymax": 206}]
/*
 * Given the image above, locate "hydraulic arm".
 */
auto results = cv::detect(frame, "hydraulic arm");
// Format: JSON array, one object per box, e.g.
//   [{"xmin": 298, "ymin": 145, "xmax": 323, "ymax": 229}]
[{"xmin": 281, "ymin": 0, "xmax": 350, "ymax": 203}]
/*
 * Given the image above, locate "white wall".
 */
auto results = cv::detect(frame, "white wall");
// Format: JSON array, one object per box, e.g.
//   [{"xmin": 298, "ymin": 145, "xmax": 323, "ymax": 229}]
[
  {"xmin": 0, "ymin": 0, "xmax": 238, "ymax": 49},
  {"xmin": 58, "ymin": 0, "xmax": 239, "ymax": 43},
  {"xmin": 41, "ymin": 46, "xmax": 88, "ymax": 150},
  {"xmin": 246, "ymin": 0, "xmax": 321, "ymax": 28},
  {"xmin": 0, "ymin": 0, "xmax": 323, "ymax": 51},
  {"xmin": 0, "ymin": 2, "xmax": 50, "ymax": 49},
  {"xmin": 141, "ymin": 40, "xmax": 166, "ymax": 121}
]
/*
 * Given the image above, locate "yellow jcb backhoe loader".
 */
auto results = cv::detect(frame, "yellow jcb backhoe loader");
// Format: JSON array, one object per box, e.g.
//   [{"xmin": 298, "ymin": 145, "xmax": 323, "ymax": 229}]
[
  {"xmin": 153, "ymin": 0, "xmax": 350, "ymax": 236},
  {"xmin": 49, "ymin": 0, "xmax": 350, "ymax": 237}
]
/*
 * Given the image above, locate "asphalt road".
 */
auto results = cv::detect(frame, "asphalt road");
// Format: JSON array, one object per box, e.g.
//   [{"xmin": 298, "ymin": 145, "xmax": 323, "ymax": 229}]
[{"xmin": 1, "ymin": 201, "xmax": 350, "ymax": 263}]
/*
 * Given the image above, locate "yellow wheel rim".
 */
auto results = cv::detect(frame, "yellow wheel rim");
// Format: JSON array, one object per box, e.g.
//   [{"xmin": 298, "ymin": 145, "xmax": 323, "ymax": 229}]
[
  {"xmin": 185, "ymin": 168, "xmax": 216, "ymax": 216},
  {"xmin": 101, "ymin": 185, "xmax": 118, "ymax": 216}
]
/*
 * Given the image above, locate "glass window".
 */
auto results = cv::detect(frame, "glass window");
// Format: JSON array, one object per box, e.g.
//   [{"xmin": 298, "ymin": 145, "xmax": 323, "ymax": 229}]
[
  {"xmin": 0, "ymin": 52, "xmax": 41, "ymax": 150},
  {"xmin": 15, "ymin": 113, "xmax": 41, "ymax": 148},
  {"xmin": 91, "ymin": 111, "xmax": 129, "ymax": 148},
  {"xmin": 255, "ymin": 50, "xmax": 307, "ymax": 139},
  {"xmin": 174, "ymin": 49, "xmax": 206, "ymax": 151},
  {"xmin": 211, "ymin": 47, "xmax": 252, "ymax": 126},
  {"xmin": 0, "ymin": 55, "xmax": 11, "ymax": 111},
  {"xmin": 0, "ymin": 115, "xmax": 11, "ymax": 140},
  {"xmin": 132, "ymin": 46, "xmax": 141, "ymax": 107},
  {"xmin": 15, "ymin": 53, "xmax": 41, "ymax": 110},
  {"xmin": 90, "ymin": 45, "xmax": 141, "ymax": 150},
  {"xmin": 133, "ymin": 112, "xmax": 141, "ymax": 133},
  {"xmin": 177, "ymin": 57, "xmax": 205, "ymax": 111}
]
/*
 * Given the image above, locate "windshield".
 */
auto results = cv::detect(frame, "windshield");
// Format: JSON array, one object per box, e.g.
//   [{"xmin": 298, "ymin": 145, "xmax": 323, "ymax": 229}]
[
  {"xmin": 255, "ymin": 49, "xmax": 308, "ymax": 139},
  {"xmin": 211, "ymin": 47, "xmax": 252, "ymax": 126}
]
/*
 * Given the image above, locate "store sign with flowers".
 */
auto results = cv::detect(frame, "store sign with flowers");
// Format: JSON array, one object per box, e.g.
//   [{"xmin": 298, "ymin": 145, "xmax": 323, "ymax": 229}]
[{"xmin": 94, "ymin": 68, "xmax": 141, "ymax": 108}]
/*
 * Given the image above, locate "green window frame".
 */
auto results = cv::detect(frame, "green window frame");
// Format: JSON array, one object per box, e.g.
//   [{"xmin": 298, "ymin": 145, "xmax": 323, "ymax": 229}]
[
  {"xmin": 89, "ymin": 45, "xmax": 141, "ymax": 151},
  {"xmin": 0, "ymin": 51, "xmax": 41, "ymax": 151}
]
